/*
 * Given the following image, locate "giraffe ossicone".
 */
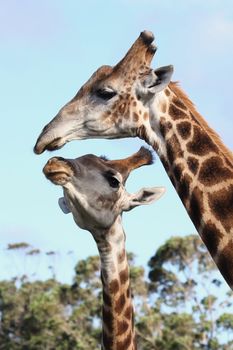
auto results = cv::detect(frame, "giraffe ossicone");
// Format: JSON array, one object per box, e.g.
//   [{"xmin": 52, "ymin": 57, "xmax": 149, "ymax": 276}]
[
  {"xmin": 43, "ymin": 147, "xmax": 165, "ymax": 350},
  {"xmin": 35, "ymin": 30, "xmax": 233, "ymax": 289}
]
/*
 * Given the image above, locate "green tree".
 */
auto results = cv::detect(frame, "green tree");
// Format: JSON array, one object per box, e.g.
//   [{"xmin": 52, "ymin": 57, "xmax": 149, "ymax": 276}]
[
  {"xmin": 0, "ymin": 236, "xmax": 233, "ymax": 349},
  {"xmin": 0, "ymin": 247, "xmax": 101, "ymax": 349},
  {"xmin": 142, "ymin": 234, "xmax": 233, "ymax": 350}
]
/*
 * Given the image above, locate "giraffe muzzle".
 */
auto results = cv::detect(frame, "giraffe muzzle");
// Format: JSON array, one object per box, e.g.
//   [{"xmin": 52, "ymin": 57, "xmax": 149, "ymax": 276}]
[
  {"xmin": 43, "ymin": 157, "xmax": 74, "ymax": 185},
  {"xmin": 34, "ymin": 136, "xmax": 65, "ymax": 154}
]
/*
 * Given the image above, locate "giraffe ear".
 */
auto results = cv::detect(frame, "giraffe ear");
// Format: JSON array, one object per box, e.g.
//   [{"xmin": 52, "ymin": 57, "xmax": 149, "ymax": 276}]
[
  {"xmin": 138, "ymin": 65, "xmax": 173, "ymax": 97},
  {"xmin": 151, "ymin": 65, "xmax": 174, "ymax": 92},
  {"xmin": 58, "ymin": 197, "xmax": 71, "ymax": 214},
  {"xmin": 124, "ymin": 187, "xmax": 165, "ymax": 211}
]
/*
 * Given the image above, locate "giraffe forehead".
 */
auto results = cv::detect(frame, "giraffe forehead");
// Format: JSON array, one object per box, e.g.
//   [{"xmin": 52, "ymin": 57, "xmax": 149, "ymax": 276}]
[
  {"xmin": 74, "ymin": 56, "xmax": 153, "ymax": 101},
  {"xmin": 74, "ymin": 65, "xmax": 114, "ymax": 99},
  {"xmin": 71, "ymin": 155, "xmax": 127, "ymax": 185},
  {"xmin": 104, "ymin": 65, "xmax": 152, "ymax": 90},
  {"xmin": 74, "ymin": 151, "xmax": 151, "ymax": 177},
  {"xmin": 71, "ymin": 57, "xmax": 154, "ymax": 119},
  {"xmin": 73, "ymin": 155, "xmax": 114, "ymax": 173}
]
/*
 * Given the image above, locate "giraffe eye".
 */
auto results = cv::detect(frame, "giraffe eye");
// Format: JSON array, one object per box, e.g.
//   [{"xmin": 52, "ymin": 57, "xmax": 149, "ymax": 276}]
[
  {"xmin": 96, "ymin": 88, "xmax": 117, "ymax": 100},
  {"xmin": 107, "ymin": 176, "xmax": 120, "ymax": 188},
  {"xmin": 103, "ymin": 171, "xmax": 120, "ymax": 188}
]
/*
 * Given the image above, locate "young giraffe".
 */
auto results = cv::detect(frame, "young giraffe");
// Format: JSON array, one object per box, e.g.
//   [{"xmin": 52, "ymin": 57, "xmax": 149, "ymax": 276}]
[
  {"xmin": 34, "ymin": 31, "xmax": 233, "ymax": 289},
  {"xmin": 43, "ymin": 147, "xmax": 165, "ymax": 350}
]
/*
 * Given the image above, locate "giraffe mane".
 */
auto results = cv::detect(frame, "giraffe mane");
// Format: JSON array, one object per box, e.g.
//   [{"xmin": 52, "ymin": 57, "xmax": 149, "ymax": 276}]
[
  {"xmin": 100, "ymin": 155, "xmax": 109, "ymax": 161},
  {"xmin": 169, "ymin": 81, "xmax": 233, "ymax": 163}
]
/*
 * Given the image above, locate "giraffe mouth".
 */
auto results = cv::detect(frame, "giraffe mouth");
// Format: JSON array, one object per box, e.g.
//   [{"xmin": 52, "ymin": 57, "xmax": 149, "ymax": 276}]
[
  {"xmin": 44, "ymin": 169, "xmax": 72, "ymax": 185},
  {"xmin": 43, "ymin": 158, "xmax": 74, "ymax": 185},
  {"xmin": 45, "ymin": 138, "xmax": 65, "ymax": 151},
  {"xmin": 34, "ymin": 137, "xmax": 66, "ymax": 154}
]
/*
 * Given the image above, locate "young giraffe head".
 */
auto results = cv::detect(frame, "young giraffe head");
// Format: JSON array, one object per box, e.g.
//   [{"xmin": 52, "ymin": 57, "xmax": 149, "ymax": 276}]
[
  {"xmin": 43, "ymin": 147, "xmax": 165, "ymax": 233},
  {"xmin": 34, "ymin": 30, "xmax": 173, "ymax": 154}
]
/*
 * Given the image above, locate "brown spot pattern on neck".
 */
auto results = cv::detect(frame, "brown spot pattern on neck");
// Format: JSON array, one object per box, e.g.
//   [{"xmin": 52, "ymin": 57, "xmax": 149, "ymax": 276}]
[
  {"xmin": 100, "ymin": 246, "xmax": 135, "ymax": 350},
  {"xmin": 155, "ymin": 82, "xmax": 233, "ymax": 289}
]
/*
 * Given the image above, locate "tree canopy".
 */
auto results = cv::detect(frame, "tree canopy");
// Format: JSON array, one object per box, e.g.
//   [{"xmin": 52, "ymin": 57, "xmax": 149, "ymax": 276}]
[{"xmin": 0, "ymin": 235, "xmax": 232, "ymax": 349}]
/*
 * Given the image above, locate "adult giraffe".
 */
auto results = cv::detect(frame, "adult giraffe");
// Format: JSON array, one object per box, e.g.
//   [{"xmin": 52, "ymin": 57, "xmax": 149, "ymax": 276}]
[
  {"xmin": 34, "ymin": 31, "xmax": 233, "ymax": 289},
  {"xmin": 43, "ymin": 147, "xmax": 165, "ymax": 350}
]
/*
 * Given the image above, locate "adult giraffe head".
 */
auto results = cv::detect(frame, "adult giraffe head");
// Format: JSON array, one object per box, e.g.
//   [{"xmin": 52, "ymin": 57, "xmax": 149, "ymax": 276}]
[{"xmin": 34, "ymin": 30, "xmax": 173, "ymax": 154}]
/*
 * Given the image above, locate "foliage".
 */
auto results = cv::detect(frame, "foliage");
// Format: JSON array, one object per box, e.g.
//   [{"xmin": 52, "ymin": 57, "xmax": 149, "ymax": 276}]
[{"xmin": 0, "ymin": 235, "xmax": 233, "ymax": 349}]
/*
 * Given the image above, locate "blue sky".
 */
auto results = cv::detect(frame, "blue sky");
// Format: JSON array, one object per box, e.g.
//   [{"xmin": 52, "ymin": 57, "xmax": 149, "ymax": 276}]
[{"xmin": 1, "ymin": 0, "xmax": 233, "ymax": 283}]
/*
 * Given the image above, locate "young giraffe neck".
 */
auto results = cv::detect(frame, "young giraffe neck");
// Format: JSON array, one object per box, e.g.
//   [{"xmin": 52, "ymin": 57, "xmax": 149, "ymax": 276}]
[
  {"xmin": 93, "ymin": 216, "xmax": 136, "ymax": 350},
  {"xmin": 141, "ymin": 83, "xmax": 233, "ymax": 289}
]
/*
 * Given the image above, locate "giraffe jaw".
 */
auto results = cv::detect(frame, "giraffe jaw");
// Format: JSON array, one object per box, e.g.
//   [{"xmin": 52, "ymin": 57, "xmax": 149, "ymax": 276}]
[{"xmin": 34, "ymin": 121, "xmax": 131, "ymax": 154}]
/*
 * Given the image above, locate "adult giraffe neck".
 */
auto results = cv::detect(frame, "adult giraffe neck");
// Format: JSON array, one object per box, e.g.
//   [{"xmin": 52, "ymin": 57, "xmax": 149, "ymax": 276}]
[
  {"xmin": 144, "ymin": 83, "xmax": 233, "ymax": 289},
  {"xmin": 93, "ymin": 216, "xmax": 136, "ymax": 350}
]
